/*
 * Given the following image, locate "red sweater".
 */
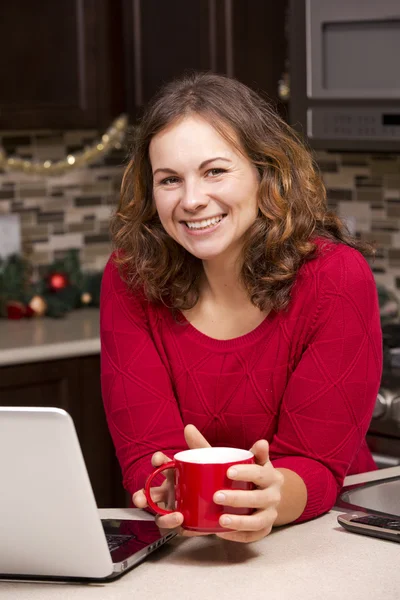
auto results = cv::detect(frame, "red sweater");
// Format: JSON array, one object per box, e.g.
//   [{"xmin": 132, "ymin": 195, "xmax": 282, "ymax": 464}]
[{"xmin": 100, "ymin": 240, "xmax": 382, "ymax": 523}]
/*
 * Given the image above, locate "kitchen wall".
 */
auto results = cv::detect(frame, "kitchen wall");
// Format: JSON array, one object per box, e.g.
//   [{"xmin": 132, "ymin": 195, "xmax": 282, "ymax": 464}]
[
  {"xmin": 317, "ymin": 150, "xmax": 400, "ymax": 294},
  {"xmin": 0, "ymin": 130, "xmax": 399, "ymax": 294},
  {"xmin": 0, "ymin": 129, "xmax": 127, "ymax": 276}
]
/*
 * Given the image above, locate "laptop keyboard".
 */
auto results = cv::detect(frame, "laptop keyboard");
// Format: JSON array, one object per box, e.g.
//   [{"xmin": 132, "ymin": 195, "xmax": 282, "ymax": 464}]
[{"xmin": 106, "ymin": 533, "xmax": 135, "ymax": 552}]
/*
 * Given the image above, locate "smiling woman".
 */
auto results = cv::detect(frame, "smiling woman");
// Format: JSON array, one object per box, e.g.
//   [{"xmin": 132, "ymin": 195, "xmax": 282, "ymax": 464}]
[
  {"xmin": 101, "ymin": 72, "xmax": 382, "ymax": 544},
  {"xmin": 149, "ymin": 115, "xmax": 259, "ymax": 265}
]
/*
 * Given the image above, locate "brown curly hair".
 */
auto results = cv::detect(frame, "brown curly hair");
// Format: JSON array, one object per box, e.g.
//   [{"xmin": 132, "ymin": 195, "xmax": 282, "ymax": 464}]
[{"xmin": 111, "ymin": 72, "xmax": 374, "ymax": 312}]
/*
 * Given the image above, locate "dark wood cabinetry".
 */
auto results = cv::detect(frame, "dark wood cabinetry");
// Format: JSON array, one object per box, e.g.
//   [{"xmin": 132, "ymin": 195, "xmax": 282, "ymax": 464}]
[
  {"xmin": 0, "ymin": 0, "xmax": 125, "ymax": 130},
  {"xmin": 0, "ymin": 355, "xmax": 127, "ymax": 508},
  {"xmin": 123, "ymin": 0, "xmax": 288, "ymax": 120},
  {"xmin": 0, "ymin": 0, "xmax": 287, "ymax": 129}
]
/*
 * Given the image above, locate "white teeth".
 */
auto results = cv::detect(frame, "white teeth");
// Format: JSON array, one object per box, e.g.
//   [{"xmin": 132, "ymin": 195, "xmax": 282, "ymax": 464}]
[{"xmin": 186, "ymin": 216, "xmax": 224, "ymax": 230}]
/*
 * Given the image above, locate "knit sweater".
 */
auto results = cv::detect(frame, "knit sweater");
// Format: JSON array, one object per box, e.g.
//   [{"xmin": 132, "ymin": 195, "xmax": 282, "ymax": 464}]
[{"xmin": 100, "ymin": 239, "xmax": 382, "ymax": 523}]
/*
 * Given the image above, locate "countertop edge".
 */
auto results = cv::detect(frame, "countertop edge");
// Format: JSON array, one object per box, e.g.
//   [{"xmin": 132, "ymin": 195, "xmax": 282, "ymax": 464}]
[{"xmin": 0, "ymin": 339, "xmax": 101, "ymax": 366}]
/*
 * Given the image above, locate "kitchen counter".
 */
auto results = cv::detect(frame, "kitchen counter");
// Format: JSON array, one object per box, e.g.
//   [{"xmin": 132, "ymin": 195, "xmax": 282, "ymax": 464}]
[
  {"xmin": 2, "ymin": 467, "xmax": 400, "ymax": 600},
  {"xmin": 0, "ymin": 309, "xmax": 100, "ymax": 366}
]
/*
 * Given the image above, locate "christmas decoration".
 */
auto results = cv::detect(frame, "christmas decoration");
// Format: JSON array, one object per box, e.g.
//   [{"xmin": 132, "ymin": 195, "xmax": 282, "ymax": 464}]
[
  {"xmin": 0, "ymin": 249, "xmax": 102, "ymax": 319},
  {"xmin": 0, "ymin": 114, "xmax": 128, "ymax": 176},
  {"xmin": 47, "ymin": 272, "xmax": 69, "ymax": 292},
  {"xmin": 6, "ymin": 301, "xmax": 28, "ymax": 320},
  {"xmin": 28, "ymin": 295, "xmax": 47, "ymax": 317},
  {"xmin": 81, "ymin": 292, "xmax": 92, "ymax": 305}
]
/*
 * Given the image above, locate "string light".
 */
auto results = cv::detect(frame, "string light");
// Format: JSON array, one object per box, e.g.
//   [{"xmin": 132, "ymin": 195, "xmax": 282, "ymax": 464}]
[{"xmin": 0, "ymin": 114, "xmax": 128, "ymax": 176}]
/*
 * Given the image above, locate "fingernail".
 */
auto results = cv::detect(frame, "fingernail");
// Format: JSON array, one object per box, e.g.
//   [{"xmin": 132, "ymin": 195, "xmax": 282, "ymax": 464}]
[
  {"xmin": 227, "ymin": 468, "xmax": 237, "ymax": 478},
  {"xmin": 214, "ymin": 492, "xmax": 226, "ymax": 503},
  {"xmin": 221, "ymin": 516, "xmax": 231, "ymax": 526},
  {"xmin": 174, "ymin": 513, "xmax": 181, "ymax": 524}
]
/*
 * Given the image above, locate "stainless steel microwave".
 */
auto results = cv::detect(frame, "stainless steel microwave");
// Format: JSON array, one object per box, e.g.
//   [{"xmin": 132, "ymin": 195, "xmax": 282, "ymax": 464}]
[{"xmin": 289, "ymin": 0, "xmax": 400, "ymax": 151}]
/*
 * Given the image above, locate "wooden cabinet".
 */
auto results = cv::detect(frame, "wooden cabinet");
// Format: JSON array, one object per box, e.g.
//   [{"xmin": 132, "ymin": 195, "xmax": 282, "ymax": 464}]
[
  {"xmin": 0, "ymin": 355, "xmax": 127, "ymax": 508},
  {"xmin": 0, "ymin": 0, "xmax": 125, "ymax": 129},
  {"xmin": 123, "ymin": 0, "xmax": 288, "ymax": 119},
  {"xmin": 0, "ymin": 0, "xmax": 287, "ymax": 130}
]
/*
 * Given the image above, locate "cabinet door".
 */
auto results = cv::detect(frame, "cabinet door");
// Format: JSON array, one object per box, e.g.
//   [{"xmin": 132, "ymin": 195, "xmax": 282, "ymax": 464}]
[
  {"xmin": 0, "ymin": 0, "xmax": 124, "ymax": 129},
  {"xmin": 78, "ymin": 355, "xmax": 128, "ymax": 508},
  {"xmin": 123, "ymin": 0, "xmax": 228, "ymax": 117},
  {"xmin": 0, "ymin": 359, "xmax": 81, "ymax": 432},
  {"xmin": 123, "ymin": 0, "xmax": 288, "ymax": 120},
  {"xmin": 230, "ymin": 0, "xmax": 288, "ymax": 110}
]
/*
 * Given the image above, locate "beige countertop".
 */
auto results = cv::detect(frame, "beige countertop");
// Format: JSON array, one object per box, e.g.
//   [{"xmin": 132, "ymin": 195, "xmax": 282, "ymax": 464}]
[
  {"xmin": 1, "ymin": 467, "xmax": 400, "ymax": 600},
  {"xmin": 0, "ymin": 309, "xmax": 100, "ymax": 366}
]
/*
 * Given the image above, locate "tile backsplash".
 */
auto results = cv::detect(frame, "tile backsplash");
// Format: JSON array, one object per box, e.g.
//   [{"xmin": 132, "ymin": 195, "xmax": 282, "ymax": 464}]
[
  {"xmin": 0, "ymin": 130, "xmax": 399, "ymax": 294},
  {"xmin": 0, "ymin": 129, "xmax": 127, "ymax": 275}
]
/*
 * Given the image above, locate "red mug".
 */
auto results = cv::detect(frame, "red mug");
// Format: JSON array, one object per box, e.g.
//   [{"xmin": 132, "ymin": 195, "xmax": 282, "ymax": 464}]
[{"xmin": 144, "ymin": 447, "xmax": 255, "ymax": 533}]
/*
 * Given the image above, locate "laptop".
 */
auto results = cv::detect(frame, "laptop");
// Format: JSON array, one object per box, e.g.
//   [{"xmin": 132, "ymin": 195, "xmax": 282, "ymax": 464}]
[{"xmin": 0, "ymin": 406, "xmax": 177, "ymax": 582}]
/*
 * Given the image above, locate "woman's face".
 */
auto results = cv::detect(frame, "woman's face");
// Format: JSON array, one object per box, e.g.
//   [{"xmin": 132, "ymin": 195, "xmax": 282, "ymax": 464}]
[{"xmin": 149, "ymin": 115, "xmax": 259, "ymax": 263}]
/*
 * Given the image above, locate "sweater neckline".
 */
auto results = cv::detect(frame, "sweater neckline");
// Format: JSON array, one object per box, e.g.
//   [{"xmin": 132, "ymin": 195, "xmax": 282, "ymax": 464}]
[{"xmin": 173, "ymin": 308, "xmax": 279, "ymax": 350}]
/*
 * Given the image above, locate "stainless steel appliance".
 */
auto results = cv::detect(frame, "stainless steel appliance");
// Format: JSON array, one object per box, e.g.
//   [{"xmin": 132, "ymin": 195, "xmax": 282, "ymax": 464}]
[
  {"xmin": 289, "ymin": 0, "xmax": 400, "ymax": 151},
  {"xmin": 368, "ymin": 325, "xmax": 400, "ymax": 469}
]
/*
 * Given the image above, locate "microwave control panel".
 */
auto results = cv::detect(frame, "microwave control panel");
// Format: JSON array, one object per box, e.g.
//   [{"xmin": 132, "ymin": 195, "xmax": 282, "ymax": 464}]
[{"xmin": 307, "ymin": 108, "xmax": 400, "ymax": 141}]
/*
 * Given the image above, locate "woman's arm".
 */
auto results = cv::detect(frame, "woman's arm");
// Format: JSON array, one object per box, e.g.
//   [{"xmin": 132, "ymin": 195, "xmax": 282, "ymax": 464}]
[
  {"xmin": 270, "ymin": 247, "xmax": 383, "ymax": 524},
  {"xmin": 100, "ymin": 257, "xmax": 186, "ymax": 496}
]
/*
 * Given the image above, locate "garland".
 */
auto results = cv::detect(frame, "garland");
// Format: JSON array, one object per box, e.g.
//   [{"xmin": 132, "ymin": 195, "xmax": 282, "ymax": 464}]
[
  {"xmin": 0, "ymin": 250, "xmax": 102, "ymax": 319},
  {"xmin": 0, "ymin": 114, "xmax": 128, "ymax": 176}
]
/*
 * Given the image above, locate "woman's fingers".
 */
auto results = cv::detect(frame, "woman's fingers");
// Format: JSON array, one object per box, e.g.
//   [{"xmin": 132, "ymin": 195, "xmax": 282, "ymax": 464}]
[
  {"xmin": 155, "ymin": 512, "xmax": 184, "ymax": 530},
  {"xmin": 151, "ymin": 451, "xmax": 172, "ymax": 467},
  {"xmin": 249, "ymin": 439, "xmax": 270, "ymax": 465},
  {"xmin": 184, "ymin": 424, "xmax": 211, "ymax": 449},
  {"xmin": 218, "ymin": 506, "xmax": 278, "ymax": 533},
  {"xmin": 226, "ymin": 460, "xmax": 282, "ymax": 488},
  {"xmin": 214, "ymin": 485, "xmax": 281, "ymax": 509},
  {"xmin": 216, "ymin": 527, "xmax": 272, "ymax": 544},
  {"xmin": 132, "ymin": 488, "xmax": 147, "ymax": 508}
]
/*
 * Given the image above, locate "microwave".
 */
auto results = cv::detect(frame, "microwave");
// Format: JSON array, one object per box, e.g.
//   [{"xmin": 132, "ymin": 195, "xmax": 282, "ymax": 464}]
[{"xmin": 289, "ymin": 0, "xmax": 400, "ymax": 151}]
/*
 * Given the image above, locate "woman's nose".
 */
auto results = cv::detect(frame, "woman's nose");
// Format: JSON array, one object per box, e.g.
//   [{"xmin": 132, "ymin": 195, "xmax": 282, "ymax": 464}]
[{"xmin": 180, "ymin": 183, "xmax": 208, "ymax": 212}]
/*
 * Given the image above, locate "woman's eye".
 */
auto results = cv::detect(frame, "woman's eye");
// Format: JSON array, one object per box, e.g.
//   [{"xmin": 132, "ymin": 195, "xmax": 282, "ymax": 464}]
[
  {"xmin": 206, "ymin": 168, "xmax": 226, "ymax": 177},
  {"xmin": 160, "ymin": 176, "xmax": 179, "ymax": 185}
]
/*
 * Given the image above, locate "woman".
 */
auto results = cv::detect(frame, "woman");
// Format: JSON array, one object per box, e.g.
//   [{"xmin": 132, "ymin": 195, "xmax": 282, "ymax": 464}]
[{"xmin": 100, "ymin": 72, "xmax": 382, "ymax": 543}]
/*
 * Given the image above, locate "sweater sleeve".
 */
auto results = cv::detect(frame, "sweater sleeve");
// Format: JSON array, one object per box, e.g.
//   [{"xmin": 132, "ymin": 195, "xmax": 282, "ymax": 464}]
[
  {"xmin": 269, "ymin": 248, "xmax": 382, "ymax": 522},
  {"xmin": 100, "ymin": 257, "xmax": 186, "ymax": 497}
]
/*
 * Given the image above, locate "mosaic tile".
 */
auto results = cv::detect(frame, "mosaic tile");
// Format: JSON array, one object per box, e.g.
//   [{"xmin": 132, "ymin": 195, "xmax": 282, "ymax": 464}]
[
  {"xmin": 356, "ymin": 189, "xmax": 383, "ymax": 202},
  {"xmin": 74, "ymin": 196, "xmax": 103, "ymax": 207},
  {"xmin": 19, "ymin": 187, "xmax": 47, "ymax": 199},
  {"xmin": 339, "ymin": 154, "xmax": 370, "ymax": 167},
  {"xmin": 385, "ymin": 174, "xmax": 400, "ymax": 189},
  {"xmin": 37, "ymin": 212, "xmax": 64, "ymax": 224},
  {"xmin": 68, "ymin": 222, "xmax": 95, "ymax": 233},
  {"xmin": 387, "ymin": 204, "xmax": 400, "ymax": 218},
  {"xmin": 371, "ymin": 220, "xmax": 399, "ymax": 232},
  {"xmin": 326, "ymin": 188, "xmax": 353, "ymax": 201},
  {"xmin": 84, "ymin": 233, "xmax": 110, "ymax": 244},
  {"xmin": 360, "ymin": 231, "xmax": 393, "ymax": 245}
]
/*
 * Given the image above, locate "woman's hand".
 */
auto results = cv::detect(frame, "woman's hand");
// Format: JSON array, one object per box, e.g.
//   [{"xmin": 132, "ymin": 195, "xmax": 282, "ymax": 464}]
[
  {"xmin": 213, "ymin": 439, "xmax": 284, "ymax": 543},
  {"xmin": 132, "ymin": 425, "xmax": 210, "ymax": 532}
]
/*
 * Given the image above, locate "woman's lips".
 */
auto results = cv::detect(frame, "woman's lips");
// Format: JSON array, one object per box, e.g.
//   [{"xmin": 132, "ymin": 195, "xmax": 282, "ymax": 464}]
[{"xmin": 181, "ymin": 215, "xmax": 226, "ymax": 236}]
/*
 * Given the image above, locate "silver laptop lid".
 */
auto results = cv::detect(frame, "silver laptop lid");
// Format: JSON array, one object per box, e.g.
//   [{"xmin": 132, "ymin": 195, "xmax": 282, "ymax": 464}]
[{"xmin": 0, "ymin": 407, "xmax": 113, "ymax": 579}]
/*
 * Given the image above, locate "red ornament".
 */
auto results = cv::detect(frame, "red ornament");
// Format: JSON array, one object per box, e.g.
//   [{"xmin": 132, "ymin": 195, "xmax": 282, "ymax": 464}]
[
  {"xmin": 6, "ymin": 301, "xmax": 26, "ymax": 320},
  {"xmin": 48, "ymin": 272, "xmax": 69, "ymax": 292},
  {"xmin": 25, "ymin": 305, "xmax": 35, "ymax": 318}
]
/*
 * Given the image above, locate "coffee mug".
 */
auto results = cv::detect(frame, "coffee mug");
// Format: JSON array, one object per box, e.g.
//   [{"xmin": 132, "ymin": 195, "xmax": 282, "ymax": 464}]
[{"xmin": 144, "ymin": 447, "xmax": 255, "ymax": 533}]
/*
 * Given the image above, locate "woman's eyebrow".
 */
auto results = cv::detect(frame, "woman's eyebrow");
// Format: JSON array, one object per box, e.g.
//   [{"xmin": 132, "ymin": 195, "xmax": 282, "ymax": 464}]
[
  {"xmin": 199, "ymin": 157, "xmax": 231, "ymax": 169},
  {"xmin": 153, "ymin": 157, "xmax": 231, "ymax": 177}
]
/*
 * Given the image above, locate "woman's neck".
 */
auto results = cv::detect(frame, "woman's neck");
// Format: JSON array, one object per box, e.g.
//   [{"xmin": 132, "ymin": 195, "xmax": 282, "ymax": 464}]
[{"xmin": 201, "ymin": 254, "xmax": 249, "ymax": 307}]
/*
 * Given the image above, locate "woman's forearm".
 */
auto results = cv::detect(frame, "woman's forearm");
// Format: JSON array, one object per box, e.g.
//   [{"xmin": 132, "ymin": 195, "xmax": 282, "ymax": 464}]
[{"xmin": 273, "ymin": 468, "xmax": 308, "ymax": 526}]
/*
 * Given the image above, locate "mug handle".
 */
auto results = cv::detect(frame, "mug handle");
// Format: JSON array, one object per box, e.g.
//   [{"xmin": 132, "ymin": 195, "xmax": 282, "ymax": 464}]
[{"xmin": 144, "ymin": 460, "xmax": 176, "ymax": 515}]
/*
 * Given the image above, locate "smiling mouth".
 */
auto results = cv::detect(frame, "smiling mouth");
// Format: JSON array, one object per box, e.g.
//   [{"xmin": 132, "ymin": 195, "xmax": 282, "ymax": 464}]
[{"xmin": 184, "ymin": 215, "xmax": 226, "ymax": 230}]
